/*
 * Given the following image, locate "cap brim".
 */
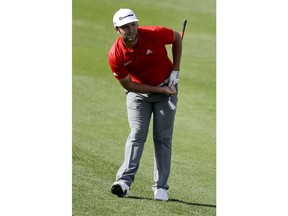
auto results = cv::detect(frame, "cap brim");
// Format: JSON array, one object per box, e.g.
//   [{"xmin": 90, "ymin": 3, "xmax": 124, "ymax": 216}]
[{"xmin": 116, "ymin": 19, "xmax": 139, "ymax": 27}]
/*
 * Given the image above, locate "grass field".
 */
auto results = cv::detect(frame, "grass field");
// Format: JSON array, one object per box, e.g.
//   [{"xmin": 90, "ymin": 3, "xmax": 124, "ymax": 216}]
[{"xmin": 73, "ymin": 0, "xmax": 216, "ymax": 215}]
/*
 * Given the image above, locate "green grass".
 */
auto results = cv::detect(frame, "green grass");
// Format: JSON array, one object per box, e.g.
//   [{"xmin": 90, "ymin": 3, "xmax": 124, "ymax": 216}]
[{"xmin": 73, "ymin": 0, "xmax": 216, "ymax": 215}]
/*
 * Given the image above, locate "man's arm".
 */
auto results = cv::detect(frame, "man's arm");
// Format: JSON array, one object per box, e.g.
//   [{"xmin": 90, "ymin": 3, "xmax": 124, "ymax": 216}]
[
  {"xmin": 119, "ymin": 75, "xmax": 177, "ymax": 96},
  {"xmin": 168, "ymin": 31, "xmax": 182, "ymax": 87},
  {"xmin": 172, "ymin": 31, "xmax": 182, "ymax": 71}
]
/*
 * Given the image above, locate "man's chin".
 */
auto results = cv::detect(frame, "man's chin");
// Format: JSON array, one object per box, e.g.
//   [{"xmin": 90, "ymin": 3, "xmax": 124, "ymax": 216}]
[
  {"xmin": 128, "ymin": 34, "xmax": 138, "ymax": 41},
  {"xmin": 128, "ymin": 39, "xmax": 136, "ymax": 43},
  {"xmin": 128, "ymin": 36, "xmax": 136, "ymax": 41}
]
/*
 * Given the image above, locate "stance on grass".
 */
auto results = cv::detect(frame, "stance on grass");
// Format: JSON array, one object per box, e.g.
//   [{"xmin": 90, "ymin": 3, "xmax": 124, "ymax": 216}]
[{"xmin": 108, "ymin": 8, "xmax": 182, "ymax": 201}]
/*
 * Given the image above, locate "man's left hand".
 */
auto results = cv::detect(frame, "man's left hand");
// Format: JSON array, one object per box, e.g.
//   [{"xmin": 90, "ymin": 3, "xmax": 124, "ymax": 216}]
[{"xmin": 168, "ymin": 70, "xmax": 180, "ymax": 86}]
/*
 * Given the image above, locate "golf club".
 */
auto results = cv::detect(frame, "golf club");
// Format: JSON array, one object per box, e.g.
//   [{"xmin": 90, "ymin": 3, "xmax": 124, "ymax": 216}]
[{"xmin": 168, "ymin": 19, "xmax": 187, "ymax": 110}]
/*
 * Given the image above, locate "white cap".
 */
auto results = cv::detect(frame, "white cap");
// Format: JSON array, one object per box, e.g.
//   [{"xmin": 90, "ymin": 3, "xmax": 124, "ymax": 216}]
[{"xmin": 113, "ymin": 8, "xmax": 139, "ymax": 28}]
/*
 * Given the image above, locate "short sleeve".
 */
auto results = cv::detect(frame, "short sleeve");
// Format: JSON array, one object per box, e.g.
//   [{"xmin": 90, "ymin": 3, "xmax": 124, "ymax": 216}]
[{"xmin": 108, "ymin": 45, "xmax": 129, "ymax": 80}]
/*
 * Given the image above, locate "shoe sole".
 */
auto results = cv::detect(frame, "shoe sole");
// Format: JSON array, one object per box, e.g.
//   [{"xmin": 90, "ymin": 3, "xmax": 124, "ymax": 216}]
[
  {"xmin": 154, "ymin": 198, "xmax": 168, "ymax": 201},
  {"xmin": 111, "ymin": 184, "xmax": 125, "ymax": 197}
]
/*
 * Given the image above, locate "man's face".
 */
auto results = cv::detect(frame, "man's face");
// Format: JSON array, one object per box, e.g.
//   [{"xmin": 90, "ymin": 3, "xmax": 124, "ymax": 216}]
[{"xmin": 116, "ymin": 22, "xmax": 138, "ymax": 43}]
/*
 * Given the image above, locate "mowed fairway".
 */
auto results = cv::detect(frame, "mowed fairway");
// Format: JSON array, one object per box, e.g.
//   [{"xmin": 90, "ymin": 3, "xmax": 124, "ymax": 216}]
[{"xmin": 73, "ymin": 0, "xmax": 216, "ymax": 215}]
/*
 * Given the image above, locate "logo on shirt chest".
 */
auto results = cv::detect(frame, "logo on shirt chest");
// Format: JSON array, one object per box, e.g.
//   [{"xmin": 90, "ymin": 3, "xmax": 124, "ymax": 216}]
[
  {"xmin": 146, "ymin": 49, "xmax": 153, "ymax": 55},
  {"xmin": 123, "ymin": 49, "xmax": 153, "ymax": 67}
]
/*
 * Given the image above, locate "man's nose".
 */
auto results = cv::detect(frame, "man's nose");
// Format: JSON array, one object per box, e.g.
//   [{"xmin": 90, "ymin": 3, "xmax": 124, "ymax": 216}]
[{"xmin": 127, "ymin": 25, "xmax": 133, "ymax": 32}]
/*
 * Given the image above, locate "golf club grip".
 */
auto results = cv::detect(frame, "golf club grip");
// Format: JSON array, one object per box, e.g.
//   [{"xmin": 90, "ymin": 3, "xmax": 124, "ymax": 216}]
[{"xmin": 181, "ymin": 19, "xmax": 187, "ymax": 40}]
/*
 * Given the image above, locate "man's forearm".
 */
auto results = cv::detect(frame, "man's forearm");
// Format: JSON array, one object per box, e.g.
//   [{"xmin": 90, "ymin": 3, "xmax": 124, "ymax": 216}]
[
  {"xmin": 172, "ymin": 31, "xmax": 182, "ymax": 70},
  {"xmin": 124, "ymin": 81, "xmax": 164, "ymax": 94},
  {"xmin": 118, "ymin": 75, "xmax": 176, "ymax": 96}
]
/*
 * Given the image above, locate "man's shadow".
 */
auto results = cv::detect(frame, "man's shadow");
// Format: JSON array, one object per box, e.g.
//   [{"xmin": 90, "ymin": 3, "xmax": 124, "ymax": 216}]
[{"xmin": 127, "ymin": 196, "xmax": 216, "ymax": 208}]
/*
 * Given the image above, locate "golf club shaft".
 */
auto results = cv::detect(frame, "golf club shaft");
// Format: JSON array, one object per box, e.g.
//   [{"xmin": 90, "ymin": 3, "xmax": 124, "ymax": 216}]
[
  {"xmin": 181, "ymin": 19, "xmax": 187, "ymax": 40},
  {"xmin": 168, "ymin": 19, "xmax": 187, "ymax": 111}
]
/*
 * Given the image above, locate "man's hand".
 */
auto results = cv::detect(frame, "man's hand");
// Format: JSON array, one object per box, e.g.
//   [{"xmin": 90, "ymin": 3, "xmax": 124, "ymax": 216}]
[
  {"xmin": 161, "ymin": 85, "xmax": 177, "ymax": 96},
  {"xmin": 168, "ymin": 70, "xmax": 180, "ymax": 86}
]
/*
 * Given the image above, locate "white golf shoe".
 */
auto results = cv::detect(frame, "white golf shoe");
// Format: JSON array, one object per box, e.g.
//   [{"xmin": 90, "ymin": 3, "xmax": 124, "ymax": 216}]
[
  {"xmin": 154, "ymin": 188, "xmax": 168, "ymax": 201},
  {"xmin": 111, "ymin": 181, "xmax": 130, "ymax": 197}
]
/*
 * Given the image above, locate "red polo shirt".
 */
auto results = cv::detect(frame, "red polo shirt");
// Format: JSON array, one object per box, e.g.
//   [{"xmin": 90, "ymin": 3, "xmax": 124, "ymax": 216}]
[{"xmin": 108, "ymin": 26, "xmax": 174, "ymax": 86}]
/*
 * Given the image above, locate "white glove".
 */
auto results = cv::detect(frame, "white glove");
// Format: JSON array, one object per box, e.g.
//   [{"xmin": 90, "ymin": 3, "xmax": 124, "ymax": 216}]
[{"xmin": 168, "ymin": 70, "xmax": 180, "ymax": 86}]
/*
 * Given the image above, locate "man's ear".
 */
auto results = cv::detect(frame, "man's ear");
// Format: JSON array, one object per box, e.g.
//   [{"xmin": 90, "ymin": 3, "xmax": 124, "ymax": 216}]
[{"xmin": 115, "ymin": 27, "xmax": 120, "ymax": 34}]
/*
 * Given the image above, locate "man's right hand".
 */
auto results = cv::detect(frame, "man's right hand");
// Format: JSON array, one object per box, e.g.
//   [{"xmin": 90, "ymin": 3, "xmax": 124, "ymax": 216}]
[{"xmin": 161, "ymin": 85, "xmax": 177, "ymax": 96}]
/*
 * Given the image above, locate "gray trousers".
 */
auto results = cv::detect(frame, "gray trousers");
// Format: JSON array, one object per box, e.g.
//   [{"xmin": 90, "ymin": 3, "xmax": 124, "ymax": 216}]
[{"xmin": 116, "ymin": 89, "xmax": 177, "ymax": 190}]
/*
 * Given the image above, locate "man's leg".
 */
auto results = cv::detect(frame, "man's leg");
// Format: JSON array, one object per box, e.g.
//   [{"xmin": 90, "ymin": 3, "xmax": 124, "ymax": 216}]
[
  {"xmin": 152, "ymin": 93, "xmax": 178, "ymax": 190},
  {"xmin": 114, "ymin": 93, "xmax": 152, "ymax": 188}
]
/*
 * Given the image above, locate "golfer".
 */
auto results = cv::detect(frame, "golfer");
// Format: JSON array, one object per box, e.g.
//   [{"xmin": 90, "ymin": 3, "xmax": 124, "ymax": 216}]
[{"xmin": 108, "ymin": 8, "xmax": 182, "ymax": 201}]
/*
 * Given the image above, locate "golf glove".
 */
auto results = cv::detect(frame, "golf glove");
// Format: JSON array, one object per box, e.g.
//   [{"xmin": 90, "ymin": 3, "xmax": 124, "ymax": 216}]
[{"xmin": 168, "ymin": 70, "xmax": 180, "ymax": 86}]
